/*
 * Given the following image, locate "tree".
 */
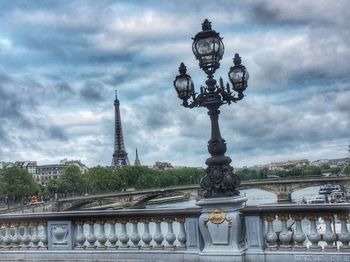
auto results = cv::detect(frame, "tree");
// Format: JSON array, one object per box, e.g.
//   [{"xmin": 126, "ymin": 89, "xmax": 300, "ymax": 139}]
[
  {"xmin": 116, "ymin": 166, "xmax": 155, "ymax": 189},
  {"xmin": 85, "ymin": 166, "xmax": 123, "ymax": 193},
  {"xmin": 0, "ymin": 167, "xmax": 39, "ymax": 203},
  {"xmin": 345, "ymin": 164, "xmax": 350, "ymax": 176},
  {"xmin": 236, "ymin": 169, "xmax": 259, "ymax": 180},
  {"xmin": 302, "ymin": 166, "xmax": 322, "ymax": 176},
  {"xmin": 58, "ymin": 165, "xmax": 86, "ymax": 196}
]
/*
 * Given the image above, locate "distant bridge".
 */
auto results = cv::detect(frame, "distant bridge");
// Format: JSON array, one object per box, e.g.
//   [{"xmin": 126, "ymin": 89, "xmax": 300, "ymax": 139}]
[
  {"xmin": 240, "ymin": 175, "xmax": 350, "ymax": 201},
  {"xmin": 53, "ymin": 176, "xmax": 350, "ymax": 211},
  {"xmin": 53, "ymin": 185, "xmax": 200, "ymax": 211}
]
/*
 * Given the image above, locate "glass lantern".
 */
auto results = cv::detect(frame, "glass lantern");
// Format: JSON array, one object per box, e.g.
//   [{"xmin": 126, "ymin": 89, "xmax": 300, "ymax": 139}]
[
  {"xmin": 228, "ymin": 53, "xmax": 249, "ymax": 92},
  {"xmin": 173, "ymin": 63, "xmax": 194, "ymax": 100},
  {"xmin": 192, "ymin": 19, "xmax": 224, "ymax": 76}
]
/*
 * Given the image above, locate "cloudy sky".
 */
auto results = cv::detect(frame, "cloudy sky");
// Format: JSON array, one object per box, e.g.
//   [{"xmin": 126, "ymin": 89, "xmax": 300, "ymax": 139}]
[{"xmin": 0, "ymin": 0, "xmax": 349, "ymax": 168}]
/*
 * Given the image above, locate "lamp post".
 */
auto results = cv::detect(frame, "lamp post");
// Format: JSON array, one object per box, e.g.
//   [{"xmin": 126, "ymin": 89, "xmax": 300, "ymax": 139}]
[{"xmin": 174, "ymin": 19, "xmax": 249, "ymax": 198}]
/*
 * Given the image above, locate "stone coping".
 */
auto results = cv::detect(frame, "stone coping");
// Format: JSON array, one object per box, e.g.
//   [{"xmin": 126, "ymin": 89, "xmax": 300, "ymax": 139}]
[
  {"xmin": 241, "ymin": 203, "xmax": 350, "ymax": 214},
  {"xmin": 0, "ymin": 207, "xmax": 202, "ymax": 222}
]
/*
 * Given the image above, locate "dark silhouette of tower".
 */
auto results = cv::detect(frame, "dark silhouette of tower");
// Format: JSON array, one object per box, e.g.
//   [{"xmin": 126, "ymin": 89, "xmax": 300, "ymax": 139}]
[
  {"xmin": 134, "ymin": 148, "xmax": 141, "ymax": 166},
  {"xmin": 111, "ymin": 91, "xmax": 129, "ymax": 168}
]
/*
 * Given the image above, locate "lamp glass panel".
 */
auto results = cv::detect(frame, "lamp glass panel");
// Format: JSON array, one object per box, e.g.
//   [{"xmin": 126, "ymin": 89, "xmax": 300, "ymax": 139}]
[
  {"xmin": 197, "ymin": 38, "xmax": 214, "ymax": 54},
  {"xmin": 175, "ymin": 78, "xmax": 189, "ymax": 92},
  {"xmin": 245, "ymin": 70, "xmax": 250, "ymax": 80},
  {"xmin": 229, "ymin": 68, "xmax": 244, "ymax": 83},
  {"xmin": 202, "ymin": 55, "xmax": 213, "ymax": 64}
]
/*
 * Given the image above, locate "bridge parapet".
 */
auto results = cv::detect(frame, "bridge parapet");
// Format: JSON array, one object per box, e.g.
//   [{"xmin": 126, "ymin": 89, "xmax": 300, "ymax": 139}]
[
  {"xmin": 0, "ymin": 207, "xmax": 201, "ymax": 261},
  {"xmin": 0, "ymin": 203, "xmax": 349, "ymax": 261},
  {"xmin": 242, "ymin": 204, "xmax": 350, "ymax": 261}
]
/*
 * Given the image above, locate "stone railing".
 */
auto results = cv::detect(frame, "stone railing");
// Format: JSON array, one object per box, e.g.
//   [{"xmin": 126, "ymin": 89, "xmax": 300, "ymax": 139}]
[
  {"xmin": 0, "ymin": 207, "xmax": 202, "ymax": 261},
  {"xmin": 243, "ymin": 204, "xmax": 350, "ymax": 262},
  {"xmin": 1, "ymin": 201, "xmax": 350, "ymax": 262}
]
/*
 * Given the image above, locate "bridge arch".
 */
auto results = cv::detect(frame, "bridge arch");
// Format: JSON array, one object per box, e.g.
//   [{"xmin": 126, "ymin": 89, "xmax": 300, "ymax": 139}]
[
  {"xmin": 240, "ymin": 188, "xmax": 277, "ymax": 205},
  {"xmin": 291, "ymin": 186, "xmax": 320, "ymax": 202}
]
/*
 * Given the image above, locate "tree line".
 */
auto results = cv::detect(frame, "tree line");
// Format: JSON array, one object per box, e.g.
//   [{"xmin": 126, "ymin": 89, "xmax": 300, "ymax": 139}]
[
  {"xmin": 0, "ymin": 163, "xmax": 349, "ymax": 204},
  {"xmin": 235, "ymin": 164, "xmax": 344, "ymax": 180}
]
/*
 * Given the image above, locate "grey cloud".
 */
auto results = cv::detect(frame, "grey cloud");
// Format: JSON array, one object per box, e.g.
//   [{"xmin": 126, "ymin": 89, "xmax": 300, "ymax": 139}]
[
  {"xmin": 250, "ymin": 1, "xmax": 350, "ymax": 26},
  {"xmin": 45, "ymin": 125, "xmax": 68, "ymax": 141},
  {"xmin": 0, "ymin": 1, "xmax": 349, "ymax": 167},
  {"xmin": 80, "ymin": 81, "xmax": 105, "ymax": 102},
  {"xmin": 335, "ymin": 91, "xmax": 350, "ymax": 112},
  {"xmin": 56, "ymin": 82, "xmax": 75, "ymax": 95}
]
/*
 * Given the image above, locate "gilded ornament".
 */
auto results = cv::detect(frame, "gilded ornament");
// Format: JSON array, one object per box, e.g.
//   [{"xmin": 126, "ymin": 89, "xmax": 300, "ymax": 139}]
[
  {"xmin": 337, "ymin": 213, "xmax": 349, "ymax": 221},
  {"xmin": 204, "ymin": 209, "xmax": 233, "ymax": 228},
  {"xmin": 129, "ymin": 218, "xmax": 139, "ymax": 224},
  {"xmin": 263, "ymin": 215, "xmax": 275, "ymax": 222},
  {"xmin": 140, "ymin": 218, "xmax": 150, "ymax": 223},
  {"xmin": 291, "ymin": 214, "xmax": 304, "ymax": 221},
  {"xmin": 322, "ymin": 214, "xmax": 333, "ymax": 221},
  {"xmin": 152, "ymin": 218, "xmax": 163, "ymax": 223},
  {"xmin": 164, "ymin": 217, "xmax": 174, "ymax": 223},
  {"xmin": 306, "ymin": 214, "xmax": 318, "ymax": 221},
  {"xmin": 278, "ymin": 214, "xmax": 290, "ymax": 221},
  {"xmin": 175, "ymin": 217, "xmax": 186, "ymax": 223}
]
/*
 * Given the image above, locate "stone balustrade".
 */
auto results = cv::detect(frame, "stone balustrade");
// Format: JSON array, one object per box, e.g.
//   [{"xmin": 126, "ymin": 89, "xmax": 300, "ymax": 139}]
[
  {"xmin": 0, "ymin": 207, "xmax": 202, "ymax": 261},
  {"xmin": 0, "ymin": 203, "xmax": 350, "ymax": 262},
  {"xmin": 243, "ymin": 204, "xmax": 350, "ymax": 262}
]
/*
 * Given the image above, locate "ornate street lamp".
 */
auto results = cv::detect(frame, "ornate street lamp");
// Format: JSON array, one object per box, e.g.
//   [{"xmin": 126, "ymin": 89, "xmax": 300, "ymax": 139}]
[{"xmin": 174, "ymin": 19, "xmax": 249, "ymax": 198}]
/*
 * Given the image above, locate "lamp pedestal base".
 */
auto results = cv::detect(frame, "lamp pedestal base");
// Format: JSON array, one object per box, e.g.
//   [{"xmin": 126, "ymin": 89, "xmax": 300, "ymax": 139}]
[{"xmin": 196, "ymin": 195, "xmax": 247, "ymax": 262}]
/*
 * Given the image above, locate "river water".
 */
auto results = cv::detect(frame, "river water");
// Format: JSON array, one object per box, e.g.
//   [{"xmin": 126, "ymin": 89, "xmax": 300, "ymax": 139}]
[{"xmin": 147, "ymin": 186, "xmax": 321, "ymax": 208}]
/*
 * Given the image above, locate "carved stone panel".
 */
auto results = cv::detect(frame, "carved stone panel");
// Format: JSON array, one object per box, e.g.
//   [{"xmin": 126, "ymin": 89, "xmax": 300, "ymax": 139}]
[{"xmin": 48, "ymin": 221, "xmax": 73, "ymax": 250}]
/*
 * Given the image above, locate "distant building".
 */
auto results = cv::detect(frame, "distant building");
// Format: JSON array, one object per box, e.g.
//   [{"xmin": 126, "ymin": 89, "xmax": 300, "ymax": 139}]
[
  {"xmin": 59, "ymin": 158, "xmax": 88, "ymax": 172},
  {"xmin": 134, "ymin": 148, "xmax": 141, "ymax": 166},
  {"xmin": 15, "ymin": 161, "xmax": 37, "ymax": 178},
  {"xmin": 36, "ymin": 164, "xmax": 68, "ymax": 186},
  {"xmin": 310, "ymin": 158, "xmax": 350, "ymax": 167},
  {"xmin": 0, "ymin": 161, "xmax": 37, "ymax": 178},
  {"xmin": 153, "ymin": 161, "xmax": 173, "ymax": 170},
  {"xmin": 248, "ymin": 164, "xmax": 269, "ymax": 172},
  {"xmin": 37, "ymin": 159, "xmax": 88, "ymax": 186},
  {"xmin": 269, "ymin": 159, "xmax": 309, "ymax": 171},
  {"xmin": 0, "ymin": 161, "xmax": 13, "ymax": 169},
  {"xmin": 310, "ymin": 159, "xmax": 330, "ymax": 167}
]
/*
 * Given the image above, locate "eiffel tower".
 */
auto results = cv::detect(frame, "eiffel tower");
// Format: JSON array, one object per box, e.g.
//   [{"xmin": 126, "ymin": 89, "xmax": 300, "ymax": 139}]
[{"xmin": 111, "ymin": 91, "xmax": 129, "ymax": 168}]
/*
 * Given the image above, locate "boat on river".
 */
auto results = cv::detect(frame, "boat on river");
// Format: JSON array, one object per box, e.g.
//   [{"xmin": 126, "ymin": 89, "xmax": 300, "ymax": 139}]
[
  {"xmin": 319, "ymin": 184, "xmax": 342, "ymax": 195},
  {"xmin": 307, "ymin": 195, "xmax": 326, "ymax": 204}
]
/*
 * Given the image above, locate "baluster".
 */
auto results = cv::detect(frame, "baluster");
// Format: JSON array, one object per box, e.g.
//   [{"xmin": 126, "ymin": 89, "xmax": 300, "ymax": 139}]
[
  {"xmin": 39, "ymin": 221, "xmax": 48, "ymax": 249},
  {"xmin": 21, "ymin": 222, "xmax": 31, "ymax": 249},
  {"xmin": 141, "ymin": 218, "xmax": 152, "ymax": 249},
  {"xmin": 165, "ymin": 218, "xmax": 176, "ymax": 249},
  {"xmin": 306, "ymin": 214, "xmax": 321, "ymax": 250},
  {"xmin": 86, "ymin": 220, "xmax": 97, "ymax": 249},
  {"xmin": 292, "ymin": 214, "xmax": 306, "ymax": 250},
  {"xmin": 107, "ymin": 219, "xmax": 118, "ymax": 249},
  {"xmin": 264, "ymin": 215, "xmax": 278, "ymax": 250},
  {"xmin": 323, "ymin": 214, "xmax": 337, "ymax": 251},
  {"xmin": 278, "ymin": 214, "xmax": 292, "ymax": 250},
  {"xmin": 176, "ymin": 217, "xmax": 186, "ymax": 249},
  {"xmin": 75, "ymin": 220, "xmax": 86, "ymax": 249},
  {"xmin": 337, "ymin": 213, "xmax": 350, "ymax": 251},
  {"xmin": 129, "ymin": 219, "xmax": 140, "ymax": 249},
  {"xmin": 11, "ymin": 223, "xmax": 21, "ymax": 249},
  {"xmin": 0, "ymin": 223, "xmax": 4, "ymax": 248},
  {"xmin": 119, "ymin": 219, "xmax": 129, "ymax": 248},
  {"xmin": 96, "ymin": 220, "xmax": 107, "ymax": 249},
  {"xmin": 3, "ymin": 223, "xmax": 12, "ymax": 249},
  {"xmin": 31, "ymin": 222, "xmax": 40, "ymax": 249},
  {"xmin": 153, "ymin": 218, "xmax": 164, "ymax": 249}
]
